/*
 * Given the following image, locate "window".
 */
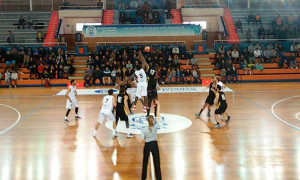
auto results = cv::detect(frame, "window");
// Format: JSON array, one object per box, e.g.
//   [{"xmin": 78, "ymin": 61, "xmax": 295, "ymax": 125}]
[
  {"xmin": 183, "ymin": 21, "xmax": 206, "ymax": 29},
  {"xmin": 76, "ymin": 23, "xmax": 102, "ymax": 31}
]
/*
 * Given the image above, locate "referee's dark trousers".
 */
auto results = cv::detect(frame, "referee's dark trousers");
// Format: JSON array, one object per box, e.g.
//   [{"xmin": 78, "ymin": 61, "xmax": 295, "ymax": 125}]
[{"xmin": 142, "ymin": 141, "xmax": 162, "ymax": 180}]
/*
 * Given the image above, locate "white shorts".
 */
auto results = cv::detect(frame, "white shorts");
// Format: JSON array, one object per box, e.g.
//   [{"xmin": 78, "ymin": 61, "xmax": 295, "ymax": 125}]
[
  {"xmin": 136, "ymin": 82, "xmax": 147, "ymax": 99},
  {"xmin": 127, "ymin": 88, "xmax": 137, "ymax": 102},
  {"xmin": 98, "ymin": 109, "xmax": 116, "ymax": 124},
  {"xmin": 66, "ymin": 99, "xmax": 79, "ymax": 109}
]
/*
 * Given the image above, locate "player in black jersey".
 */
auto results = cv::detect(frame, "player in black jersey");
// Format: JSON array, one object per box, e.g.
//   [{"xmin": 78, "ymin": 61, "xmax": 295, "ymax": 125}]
[
  {"xmin": 147, "ymin": 62, "xmax": 159, "ymax": 116},
  {"xmin": 214, "ymin": 85, "xmax": 230, "ymax": 128},
  {"xmin": 116, "ymin": 87, "xmax": 133, "ymax": 137},
  {"xmin": 195, "ymin": 78, "xmax": 216, "ymax": 118}
]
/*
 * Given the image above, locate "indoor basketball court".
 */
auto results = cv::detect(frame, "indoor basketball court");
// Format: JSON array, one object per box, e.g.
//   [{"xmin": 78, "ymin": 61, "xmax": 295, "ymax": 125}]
[{"xmin": 1, "ymin": 82, "xmax": 300, "ymax": 179}]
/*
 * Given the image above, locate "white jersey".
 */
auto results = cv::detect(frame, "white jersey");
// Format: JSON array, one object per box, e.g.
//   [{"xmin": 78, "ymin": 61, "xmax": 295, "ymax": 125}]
[
  {"xmin": 101, "ymin": 95, "xmax": 114, "ymax": 112},
  {"xmin": 217, "ymin": 81, "xmax": 225, "ymax": 91},
  {"xmin": 135, "ymin": 69, "xmax": 147, "ymax": 84},
  {"xmin": 68, "ymin": 85, "xmax": 77, "ymax": 99}
]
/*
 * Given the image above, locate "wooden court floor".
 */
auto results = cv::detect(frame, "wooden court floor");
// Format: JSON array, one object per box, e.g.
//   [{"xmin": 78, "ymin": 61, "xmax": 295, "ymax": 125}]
[{"xmin": 1, "ymin": 82, "xmax": 300, "ymax": 180}]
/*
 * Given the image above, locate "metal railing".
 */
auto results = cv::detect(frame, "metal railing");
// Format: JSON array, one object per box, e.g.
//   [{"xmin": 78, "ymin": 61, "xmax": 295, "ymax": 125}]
[
  {"xmin": 230, "ymin": 9, "xmax": 300, "ymax": 16},
  {"xmin": 97, "ymin": 41, "xmax": 186, "ymax": 46},
  {"xmin": 181, "ymin": 4, "xmax": 223, "ymax": 9},
  {"xmin": 0, "ymin": 42, "xmax": 67, "ymax": 47},
  {"xmin": 59, "ymin": 6, "xmax": 103, "ymax": 10},
  {"xmin": 214, "ymin": 39, "xmax": 300, "ymax": 44}
]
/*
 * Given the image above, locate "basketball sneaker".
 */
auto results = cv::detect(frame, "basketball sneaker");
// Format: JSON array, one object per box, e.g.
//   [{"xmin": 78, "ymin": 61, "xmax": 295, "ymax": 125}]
[
  {"xmin": 64, "ymin": 119, "xmax": 70, "ymax": 123},
  {"xmin": 195, "ymin": 113, "xmax": 201, "ymax": 118},
  {"xmin": 127, "ymin": 133, "xmax": 134, "ymax": 138},
  {"xmin": 214, "ymin": 123, "xmax": 221, "ymax": 128},
  {"xmin": 226, "ymin": 116, "xmax": 231, "ymax": 124},
  {"xmin": 112, "ymin": 131, "xmax": 118, "ymax": 138},
  {"xmin": 75, "ymin": 116, "xmax": 81, "ymax": 120},
  {"xmin": 207, "ymin": 111, "xmax": 211, "ymax": 117}
]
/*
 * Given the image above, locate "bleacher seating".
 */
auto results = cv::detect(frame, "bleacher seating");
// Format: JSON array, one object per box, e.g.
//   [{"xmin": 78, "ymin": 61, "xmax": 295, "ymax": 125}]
[
  {"xmin": 230, "ymin": 9, "xmax": 300, "ymax": 41},
  {"xmin": 0, "ymin": 12, "xmax": 51, "ymax": 44}
]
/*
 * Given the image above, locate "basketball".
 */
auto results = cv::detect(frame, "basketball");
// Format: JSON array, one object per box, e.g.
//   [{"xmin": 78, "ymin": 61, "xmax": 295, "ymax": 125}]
[{"xmin": 144, "ymin": 46, "xmax": 150, "ymax": 52}]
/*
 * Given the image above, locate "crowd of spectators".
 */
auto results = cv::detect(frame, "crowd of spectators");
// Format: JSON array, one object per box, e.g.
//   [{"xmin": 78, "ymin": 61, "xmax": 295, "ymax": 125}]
[
  {"xmin": 0, "ymin": 46, "xmax": 73, "ymax": 88},
  {"xmin": 241, "ymin": 13, "xmax": 300, "ymax": 40},
  {"xmin": 119, "ymin": 0, "xmax": 173, "ymax": 24},
  {"xmin": 84, "ymin": 44, "xmax": 201, "ymax": 87},
  {"xmin": 215, "ymin": 42, "xmax": 300, "ymax": 83}
]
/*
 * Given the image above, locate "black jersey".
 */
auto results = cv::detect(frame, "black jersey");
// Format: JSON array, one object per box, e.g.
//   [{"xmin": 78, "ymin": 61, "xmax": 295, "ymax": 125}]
[
  {"xmin": 117, "ymin": 93, "xmax": 125, "ymax": 109},
  {"xmin": 147, "ymin": 66, "xmax": 156, "ymax": 81},
  {"xmin": 208, "ymin": 83, "xmax": 216, "ymax": 98},
  {"xmin": 217, "ymin": 91, "xmax": 227, "ymax": 107}
]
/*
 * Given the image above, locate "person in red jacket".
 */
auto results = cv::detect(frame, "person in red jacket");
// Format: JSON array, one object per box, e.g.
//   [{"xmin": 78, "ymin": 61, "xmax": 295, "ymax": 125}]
[{"xmin": 38, "ymin": 63, "xmax": 45, "ymax": 79}]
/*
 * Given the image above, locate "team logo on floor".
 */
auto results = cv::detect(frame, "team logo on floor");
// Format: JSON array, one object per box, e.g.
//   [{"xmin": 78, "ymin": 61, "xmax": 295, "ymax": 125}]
[
  {"xmin": 105, "ymin": 113, "xmax": 192, "ymax": 135},
  {"xmin": 94, "ymin": 89, "xmax": 118, "ymax": 94}
]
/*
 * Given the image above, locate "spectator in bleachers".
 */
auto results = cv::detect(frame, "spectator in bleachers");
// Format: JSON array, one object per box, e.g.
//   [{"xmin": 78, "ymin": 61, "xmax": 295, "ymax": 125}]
[
  {"xmin": 172, "ymin": 45, "xmax": 179, "ymax": 57},
  {"xmin": 84, "ymin": 67, "xmax": 92, "ymax": 87},
  {"xmin": 103, "ymin": 66, "xmax": 111, "ymax": 85},
  {"xmin": 270, "ymin": 48, "xmax": 277, "ymax": 63},
  {"xmin": 87, "ymin": 55, "xmax": 94, "ymax": 70},
  {"xmin": 277, "ymin": 44, "xmax": 284, "ymax": 54},
  {"xmin": 179, "ymin": 44, "xmax": 186, "ymax": 58},
  {"xmin": 159, "ymin": 67, "xmax": 167, "ymax": 84},
  {"xmin": 232, "ymin": 43, "xmax": 239, "ymax": 52},
  {"xmin": 266, "ymin": 26, "xmax": 275, "ymax": 39},
  {"xmin": 220, "ymin": 67, "xmax": 226, "ymax": 81},
  {"xmin": 148, "ymin": 11, "xmax": 153, "ymax": 23},
  {"xmin": 232, "ymin": 66, "xmax": 238, "ymax": 83},
  {"xmin": 5, "ymin": 69, "xmax": 11, "ymax": 88},
  {"xmin": 171, "ymin": 67, "xmax": 176, "ymax": 83},
  {"xmin": 254, "ymin": 48, "xmax": 262, "ymax": 62},
  {"xmin": 255, "ymin": 13, "xmax": 262, "ymax": 26},
  {"xmin": 0, "ymin": 73, "xmax": 2, "ymax": 85},
  {"xmin": 36, "ymin": 29, "xmax": 44, "ymax": 43},
  {"xmin": 248, "ymin": 13, "xmax": 255, "ymax": 26},
  {"xmin": 276, "ymin": 15, "xmax": 282, "ymax": 27},
  {"xmin": 180, "ymin": 68, "xmax": 186, "ymax": 83},
  {"xmin": 47, "ymin": 46, "xmax": 55, "ymax": 58},
  {"xmin": 231, "ymin": 49, "xmax": 239, "ymax": 64},
  {"xmin": 262, "ymin": 49, "xmax": 270, "ymax": 63},
  {"xmin": 255, "ymin": 61, "xmax": 264, "ymax": 71},
  {"xmin": 186, "ymin": 50, "xmax": 193, "ymax": 65},
  {"xmin": 246, "ymin": 29, "xmax": 251, "ymax": 42},
  {"xmin": 278, "ymin": 53, "xmax": 289, "ymax": 68},
  {"xmin": 38, "ymin": 63, "xmax": 45, "ymax": 79},
  {"xmin": 254, "ymin": 42, "xmax": 261, "ymax": 50},
  {"xmin": 266, "ymin": 43, "xmax": 273, "ymax": 51},
  {"xmin": 258, "ymin": 26, "xmax": 265, "ymax": 39},
  {"xmin": 63, "ymin": 0, "xmax": 70, "ymax": 6},
  {"xmin": 0, "ymin": 48, "xmax": 4, "ymax": 62},
  {"xmin": 247, "ymin": 61, "xmax": 255, "ymax": 75},
  {"xmin": 248, "ymin": 42, "xmax": 255, "ymax": 52},
  {"xmin": 175, "ymin": 67, "xmax": 180, "ymax": 83},
  {"xmin": 97, "ymin": 0, "xmax": 103, "ymax": 7},
  {"xmin": 218, "ymin": 44, "xmax": 225, "ymax": 54},
  {"xmin": 136, "ymin": 7, "xmax": 144, "ymax": 18},
  {"xmin": 235, "ymin": 19, "xmax": 243, "ymax": 33},
  {"xmin": 5, "ymin": 51, "xmax": 15, "ymax": 67},
  {"xmin": 174, "ymin": 55, "xmax": 180, "ymax": 68},
  {"xmin": 126, "ymin": 60, "xmax": 133, "ymax": 70},
  {"xmin": 186, "ymin": 69, "xmax": 192, "ymax": 84},
  {"xmin": 27, "ymin": 16, "xmax": 33, "ymax": 29},
  {"xmin": 192, "ymin": 69, "xmax": 199, "ymax": 84},
  {"xmin": 7, "ymin": 31, "xmax": 15, "ymax": 45},
  {"xmin": 153, "ymin": 12, "xmax": 160, "ymax": 24},
  {"xmin": 143, "ymin": 13, "xmax": 149, "ymax": 24},
  {"xmin": 289, "ymin": 53, "xmax": 298, "ymax": 69},
  {"xmin": 18, "ymin": 16, "xmax": 25, "ymax": 30},
  {"xmin": 120, "ymin": 12, "xmax": 126, "ymax": 24},
  {"xmin": 290, "ymin": 42, "xmax": 297, "ymax": 53},
  {"xmin": 248, "ymin": 50, "xmax": 255, "ymax": 63},
  {"xmin": 297, "ymin": 43, "xmax": 300, "ymax": 57},
  {"xmin": 111, "ymin": 68, "xmax": 116, "ymax": 85}
]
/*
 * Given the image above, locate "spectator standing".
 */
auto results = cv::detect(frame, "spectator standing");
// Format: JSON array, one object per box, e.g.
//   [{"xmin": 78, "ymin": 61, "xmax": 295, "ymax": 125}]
[
  {"xmin": 235, "ymin": 19, "xmax": 243, "ymax": 33},
  {"xmin": 18, "ymin": 16, "xmax": 25, "ymax": 30},
  {"xmin": 258, "ymin": 26, "xmax": 265, "ymax": 39},
  {"xmin": 165, "ymin": 0, "xmax": 173, "ymax": 19},
  {"xmin": 7, "ymin": 31, "xmax": 15, "ymax": 45},
  {"xmin": 27, "ymin": 16, "xmax": 33, "ymax": 29},
  {"xmin": 36, "ymin": 30, "xmax": 44, "ymax": 43}
]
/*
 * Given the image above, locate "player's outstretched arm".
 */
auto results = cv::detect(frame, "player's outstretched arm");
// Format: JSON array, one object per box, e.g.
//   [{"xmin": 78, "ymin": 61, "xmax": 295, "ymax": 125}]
[
  {"xmin": 124, "ymin": 73, "xmax": 135, "ymax": 83},
  {"xmin": 138, "ymin": 51, "xmax": 148, "ymax": 70}
]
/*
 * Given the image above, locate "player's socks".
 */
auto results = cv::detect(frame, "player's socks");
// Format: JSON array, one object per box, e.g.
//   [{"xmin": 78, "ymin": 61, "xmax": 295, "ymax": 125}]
[
  {"xmin": 207, "ymin": 110, "xmax": 211, "ymax": 117},
  {"xmin": 199, "ymin": 109, "xmax": 203, "ymax": 115},
  {"xmin": 143, "ymin": 106, "xmax": 147, "ymax": 113},
  {"xmin": 93, "ymin": 130, "xmax": 97, "ymax": 137},
  {"xmin": 65, "ymin": 116, "xmax": 68, "ymax": 120}
]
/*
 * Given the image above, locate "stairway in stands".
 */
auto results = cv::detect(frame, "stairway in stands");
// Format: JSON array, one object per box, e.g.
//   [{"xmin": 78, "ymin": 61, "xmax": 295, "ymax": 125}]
[
  {"xmin": 195, "ymin": 53, "xmax": 216, "ymax": 81},
  {"xmin": 223, "ymin": 9, "xmax": 239, "ymax": 43},
  {"xmin": 69, "ymin": 56, "xmax": 88, "ymax": 80},
  {"xmin": 44, "ymin": 11, "xmax": 59, "ymax": 46},
  {"xmin": 171, "ymin": 9, "xmax": 183, "ymax": 24},
  {"xmin": 102, "ymin": 10, "xmax": 114, "ymax": 25}
]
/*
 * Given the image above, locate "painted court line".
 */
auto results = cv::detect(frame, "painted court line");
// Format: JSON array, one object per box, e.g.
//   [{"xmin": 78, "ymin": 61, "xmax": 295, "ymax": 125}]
[
  {"xmin": 0, "ymin": 104, "xmax": 21, "ymax": 136},
  {"xmin": 295, "ymin": 112, "xmax": 300, "ymax": 121}
]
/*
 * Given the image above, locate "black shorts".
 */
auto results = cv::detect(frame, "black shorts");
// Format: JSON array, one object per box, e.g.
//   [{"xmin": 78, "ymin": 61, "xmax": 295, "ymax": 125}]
[
  {"xmin": 215, "ymin": 104, "xmax": 227, "ymax": 115},
  {"xmin": 205, "ymin": 96, "xmax": 215, "ymax": 105},
  {"xmin": 116, "ymin": 107, "xmax": 128, "ymax": 122},
  {"xmin": 147, "ymin": 80, "xmax": 156, "ymax": 91},
  {"xmin": 147, "ymin": 90, "xmax": 158, "ymax": 100}
]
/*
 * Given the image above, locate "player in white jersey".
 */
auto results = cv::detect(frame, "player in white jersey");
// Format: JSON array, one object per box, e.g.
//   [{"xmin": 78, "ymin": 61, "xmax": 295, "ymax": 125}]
[
  {"xmin": 93, "ymin": 89, "xmax": 118, "ymax": 138},
  {"xmin": 64, "ymin": 80, "xmax": 81, "ymax": 123},
  {"xmin": 126, "ymin": 51, "xmax": 148, "ymax": 113}
]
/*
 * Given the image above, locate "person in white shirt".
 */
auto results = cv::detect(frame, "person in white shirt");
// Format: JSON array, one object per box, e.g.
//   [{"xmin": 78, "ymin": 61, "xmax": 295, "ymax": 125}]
[
  {"xmin": 172, "ymin": 44, "xmax": 179, "ymax": 56},
  {"xmin": 11, "ymin": 70, "xmax": 18, "ymax": 88},
  {"xmin": 231, "ymin": 49, "xmax": 239, "ymax": 64},
  {"xmin": 254, "ymin": 48, "xmax": 262, "ymax": 62},
  {"xmin": 64, "ymin": 80, "xmax": 81, "ymax": 123},
  {"xmin": 93, "ymin": 89, "xmax": 117, "ymax": 138},
  {"xmin": 296, "ymin": 42, "xmax": 300, "ymax": 57}
]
